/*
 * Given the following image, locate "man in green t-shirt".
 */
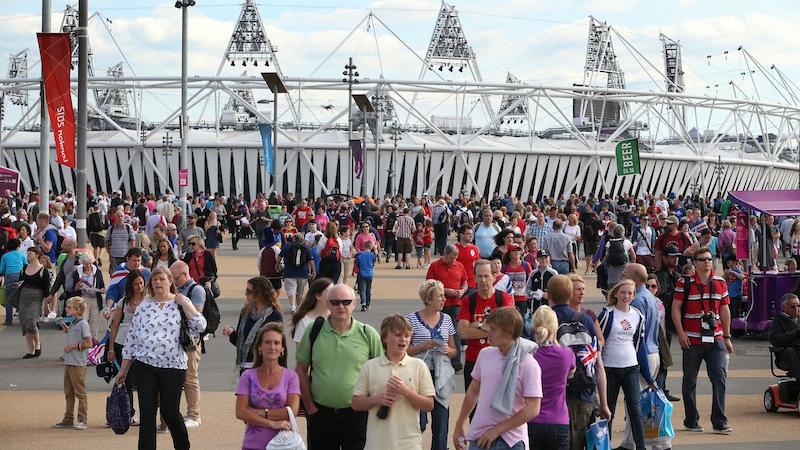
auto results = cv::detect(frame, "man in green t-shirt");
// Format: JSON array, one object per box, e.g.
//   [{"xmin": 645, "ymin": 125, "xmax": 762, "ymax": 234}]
[{"xmin": 295, "ymin": 284, "xmax": 383, "ymax": 450}]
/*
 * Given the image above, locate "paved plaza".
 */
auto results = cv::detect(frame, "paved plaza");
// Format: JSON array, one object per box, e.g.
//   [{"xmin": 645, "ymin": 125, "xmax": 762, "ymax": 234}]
[{"xmin": 0, "ymin": 238, "xmax": 798, "ymax": 449}]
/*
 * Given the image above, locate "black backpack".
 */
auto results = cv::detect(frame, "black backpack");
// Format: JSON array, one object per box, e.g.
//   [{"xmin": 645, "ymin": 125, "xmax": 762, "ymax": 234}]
[
  {"xmin": 189, "ymin": 283, "xmax": 220, "ymax": 353},
  {"xmin": 606, "ymin": 238, "xmax": 627, "ymax": 266},
  {"xmin": 557, "ymin": 312, "xmax": 598, "ymax": 397},
  {"xmin": 285, "ymin": 243, "xmax": 310, "ymax": 269},
  {"xmin": 468, "ymin": 290, "xmax": 505, "ymax": 328}
]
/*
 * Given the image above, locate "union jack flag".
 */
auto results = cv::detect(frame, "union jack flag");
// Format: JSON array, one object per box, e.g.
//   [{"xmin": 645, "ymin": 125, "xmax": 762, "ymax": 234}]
[{"xmin": 577, "ymin": 336, "xmax": 599, "ymax": 377}]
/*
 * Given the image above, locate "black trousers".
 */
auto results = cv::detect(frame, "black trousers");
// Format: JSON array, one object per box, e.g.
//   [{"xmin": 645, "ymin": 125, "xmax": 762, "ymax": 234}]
[
  {"xmin": 433, "ymin": 223, "xmax": 448, "ymax": 255},
  {"xmin": 307, "ymin": 404, "xmax": 368, "ymax": 450},
  {"xmin": 133, "ymin": 361, "xmax": 189, "ymax": 450}
]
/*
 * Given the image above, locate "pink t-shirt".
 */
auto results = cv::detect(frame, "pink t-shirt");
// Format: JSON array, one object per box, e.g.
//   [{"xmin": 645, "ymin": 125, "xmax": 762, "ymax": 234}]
[
  {"xmin": 466, "ymin": 346, "xmax": 543, "ymax": 448},
  {"xmin": 353, "ymin": 232, "xmax": 377, "ymax": 252},
  {"xmin": 235, "ymin": 368, "xmax": 300, "ymax": 450},
  {"xmin": 531, "ymin": 345, "xmax": 575, "ymax": 425}
]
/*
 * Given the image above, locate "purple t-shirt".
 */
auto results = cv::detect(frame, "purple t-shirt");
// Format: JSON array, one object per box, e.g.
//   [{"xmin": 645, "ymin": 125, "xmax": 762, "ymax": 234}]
[
  {"xmin": 531, "ymin": 345, "xmax": 575, "ymax": 425},
  {"xmin": 466, "ymin": 346, "xmax": 543, "ymax": 448},
  {"xmin": 235, "ymin": 368, "xmax": 301, "ymax": 450}
]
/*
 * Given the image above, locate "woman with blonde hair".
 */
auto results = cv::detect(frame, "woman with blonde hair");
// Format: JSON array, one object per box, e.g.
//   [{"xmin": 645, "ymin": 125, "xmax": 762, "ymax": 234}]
[
  {"xmin": 204, "ymin": 211, "xmax": 221, "ymax": 257},
  {"xmin": 221, "ymin": 276, "xmax": 284, "ymax": 375},
  {"xmin": 528, "ymin": 305, "xmax": 575, "ymax": 450}
]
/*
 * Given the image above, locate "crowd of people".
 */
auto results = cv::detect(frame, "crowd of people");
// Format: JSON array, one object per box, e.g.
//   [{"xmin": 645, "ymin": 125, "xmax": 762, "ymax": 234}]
[{"xmin": 0, "ymin": 187, "xmax": 792, "ymax": 450}]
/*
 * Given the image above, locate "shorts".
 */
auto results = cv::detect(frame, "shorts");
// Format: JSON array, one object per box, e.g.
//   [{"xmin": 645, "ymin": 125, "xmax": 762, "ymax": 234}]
[
  {"xmin": 396, "ymin": 237, "xmax": 413, "ymax": 254},
  {"xmin": 415, "ymin": 246, "xmax": 424, "ymax": 257},
  {"xmin": 284, "ymin": 277, "xmax": 308, "ymax": 296}
]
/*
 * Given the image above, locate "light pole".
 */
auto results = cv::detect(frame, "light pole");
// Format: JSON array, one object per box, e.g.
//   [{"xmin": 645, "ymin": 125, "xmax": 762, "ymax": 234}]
[
  {"xmin": 39, "ymin": 0, "xmax": 50, "ymax": 213},
  {"xmin": 261, "ymin": 73, "xmax": 287, "ymax": 196},
  {"xmin": 175, "ymin": 0, "xmax": 195, "ymax": 230},
  {"xmin": 713, "ymin": 155, "xmax": 726, "ymax": 198},
  {"xmin": 352, "ymin": 94, "xmax": 374, "ymax": 197},
  {"xmin": 75, "ymin": 0, "xmax": 88, "ymax": 248},
  {"xmin": 371, "ymin": 90, "xmax": 386, "ymax": 197},
  {"xmin": 342, "ymin": 58, "xmax": 358, "ymax": 195},
  {"xmin": 389, "ymin": 121, "xmax": 401, "ymax": 195},
  {"xmin": 421, "ymin": 143, "xmax": 431, "ymax": 193}
]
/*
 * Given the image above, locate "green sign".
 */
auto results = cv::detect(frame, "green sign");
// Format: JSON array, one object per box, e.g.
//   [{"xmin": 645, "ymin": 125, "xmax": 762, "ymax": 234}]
[{"xmin": 615, "ymin": 138, "xmax": 640, "ymax": 176}]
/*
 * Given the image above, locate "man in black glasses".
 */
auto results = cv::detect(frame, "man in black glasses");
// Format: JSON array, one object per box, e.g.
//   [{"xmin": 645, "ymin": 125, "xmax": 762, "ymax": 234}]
[
  {"xmin": 295, "ymin": 284, "xmax": 383, "ymax": 450},
  {"xmin": 768, "ymin": 293, "xmax": 800, "ymax": 379},
  {"xmin": 672, "ymin": 247, "xmax": 733, "ymax": 435}
]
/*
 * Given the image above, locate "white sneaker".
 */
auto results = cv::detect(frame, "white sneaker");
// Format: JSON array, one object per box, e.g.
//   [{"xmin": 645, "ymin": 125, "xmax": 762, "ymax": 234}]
[
  {"xmin": 47, "ymin": 311, "xmax": 57, "ymax": 320},
  {"xmin": 130, "ymin": 415, "xmax": 139, "ymax": 426},
  {"xmin": 184, "ymin": 417, "xmax": 201, "ymax": 428},
  {"xmin": 74, "ymin": 421, "xmax": 87, "ymax": 430}
]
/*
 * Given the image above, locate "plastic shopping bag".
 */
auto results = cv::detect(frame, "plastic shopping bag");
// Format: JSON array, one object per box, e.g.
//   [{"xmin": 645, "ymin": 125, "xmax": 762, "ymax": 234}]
[
  {"xmin": 586, "ymin": 418, "xmax": 611, "ymax": 450},
  {"xmin": 106, "ymin": 383, "xmax": 131, "ymax": 435},
  {"xmin": 641, "ymin": 387, "xmax": 675, "ymax": 446}
]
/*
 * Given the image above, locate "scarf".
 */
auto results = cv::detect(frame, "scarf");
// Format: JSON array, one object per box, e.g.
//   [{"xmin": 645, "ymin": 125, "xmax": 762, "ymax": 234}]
[
  {"xmin": 234, "ymin": 306, "xmax": 274, "ymax": 370},
  {"xmin": 491, "ymin": 337, "xmax": 538, "ymax": 416}
]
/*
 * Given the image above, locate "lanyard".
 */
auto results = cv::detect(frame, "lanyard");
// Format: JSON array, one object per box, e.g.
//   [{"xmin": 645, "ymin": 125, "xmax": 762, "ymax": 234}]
[{"xmin": 697, "ymin": 276, "xmax": 716, "ymax": 314}]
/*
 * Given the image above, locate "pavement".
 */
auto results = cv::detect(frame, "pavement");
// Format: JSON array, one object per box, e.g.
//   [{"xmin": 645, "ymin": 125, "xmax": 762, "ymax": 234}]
[{"xmin": 0, "ymin": 237, "xmax": 797, "ymax": 449}]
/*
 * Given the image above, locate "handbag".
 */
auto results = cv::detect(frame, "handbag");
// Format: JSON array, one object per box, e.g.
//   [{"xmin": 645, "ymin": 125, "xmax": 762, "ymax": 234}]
[
  {"xmin": 641, "ymin": 387, "xmax": 675, "ymax": 446},
  {"xmin": 265, "ymin": 407, "xmax": 305, "ymax": 450},
  {"xmin": 178, "ymin": 307, "xmax": 197, "ymax": 352},
  {"xmin": 585, "ymin": 417, "xmax": 610, "ymax": 450},
  {"xmin": 106, "ymin": 383, "xmax": 131, "ymax": 435},
  {"xmin": 210, "ymin": 279, "xmax": 221, "ymax": 298}
]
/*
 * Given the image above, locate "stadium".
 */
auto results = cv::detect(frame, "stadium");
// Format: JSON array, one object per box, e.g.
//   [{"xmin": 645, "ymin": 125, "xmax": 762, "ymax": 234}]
[{"xmin": 1, "ymin": 1, "xmax": 799, "ymax": 200}]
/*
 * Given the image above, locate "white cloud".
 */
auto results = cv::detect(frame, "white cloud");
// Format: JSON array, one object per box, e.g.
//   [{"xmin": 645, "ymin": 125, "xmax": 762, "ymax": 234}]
[{"xmin": 584, "ymin": 0, "xmax": 639, "ymax": 14}]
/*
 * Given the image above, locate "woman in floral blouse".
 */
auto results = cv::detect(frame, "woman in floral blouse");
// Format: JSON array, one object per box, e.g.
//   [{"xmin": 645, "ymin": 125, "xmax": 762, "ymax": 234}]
[
  {"xmin": 117, "ymin": 267, "xmax": 206, "ymax": 450},
  {"xmin": 235, "ymin": 322, "xmax": 301, "ymax": 450}
]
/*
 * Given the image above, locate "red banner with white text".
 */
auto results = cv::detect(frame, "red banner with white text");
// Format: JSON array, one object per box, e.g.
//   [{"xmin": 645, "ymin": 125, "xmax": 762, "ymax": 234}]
[{"xmin": 37, "ymin": 33, "xmax": 75, "ymax": 168}]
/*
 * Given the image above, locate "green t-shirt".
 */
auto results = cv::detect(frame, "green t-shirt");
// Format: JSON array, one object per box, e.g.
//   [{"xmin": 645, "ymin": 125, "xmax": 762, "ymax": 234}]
[{"xmin": 296, "ymin": 317, "xmax": 383, "ymax": 408}]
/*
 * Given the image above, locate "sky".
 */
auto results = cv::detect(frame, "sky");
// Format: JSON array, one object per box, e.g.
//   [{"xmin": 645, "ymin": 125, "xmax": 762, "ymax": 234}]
[{"xmin": 1, "ymin": 0, "xmax": 799, "ymax": 129}]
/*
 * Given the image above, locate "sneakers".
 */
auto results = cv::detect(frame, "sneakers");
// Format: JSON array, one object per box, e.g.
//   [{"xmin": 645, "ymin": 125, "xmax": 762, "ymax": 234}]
[
  {"xmin": 682, "ymin": 424, "xmax": 704, "ymax": 432},
  {"xmin": 713, "ymin": 425, "xmax": 733, "ymax": 434},
  {"xmin": 360, "ymin": 305, "xmax": 367, "ymax": 312},
  {"xmin": 74, "ymin": 421, "xmax": 87, "ymax": 430},
  {"xmin": 130, "ymin": 415, "xmax": 139, "ymax": 426},
  {"xmin": 47, "ymin": 311, "xmax": 58, "ymax": 320},
  {"xmin": 51, "ymin": 421, "xmax": 74, "ymax": 429},
  {"xmin": 184, "ymin": 417, "xmax": 201, "ymax": 428}
]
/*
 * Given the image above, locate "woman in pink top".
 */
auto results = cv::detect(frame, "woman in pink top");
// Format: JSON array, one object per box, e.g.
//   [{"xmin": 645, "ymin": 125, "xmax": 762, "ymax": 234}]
[
  {"xmin": 528, "ymin": 306, "xmax": 574, "ymax": 450},
  {"xmin": 314, "ymin": 206, "xmax": 330, "ymax": 231},
  {"xmin": 354, "ymin": 222, "xmax": 378, "ymax": 254}
]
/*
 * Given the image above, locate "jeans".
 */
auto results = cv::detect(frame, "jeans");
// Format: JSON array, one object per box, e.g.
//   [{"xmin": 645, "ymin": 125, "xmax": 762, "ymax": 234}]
[
  {"xmin": 4, "ymin": 272, "xmax": 19, "ymax": 324},
  {"xmin": 420, "ymin": 394, "xmax": 449, "ymax": 450},
  {"xmin": 442, "ymin": 304, "xmax": 461, "ymax": 367},
  {"xmin": 383, "ymin": 232, "xmax": 396, "ymax": 260},
  {"xmin": 682, "ymin": 340, "xmax": 728, "ymax": 429},
  {"xmin": 133, "ymin": 360, "xmax": 189, "ymax": 450},
  {"xmin": 307, "ymin": 404, "xmax": 368, "ymax": 450},
  {"xmin": 605, "ymin": 365, "xmax": 646, "ymax": 450},
  {"xmin": 528, "ymin": 422, "xmax": 570, "ymax": 450},
  {"xmin": 552, "ymin": 260, "xmax": 570, "ymax": 275},
  {"xmin": 357, "ymin": 275, "xmax": 373, "ymax": 307},
  {"xmin": 467, "ymin": 440, "xmax": 524, "ymax": 450}
]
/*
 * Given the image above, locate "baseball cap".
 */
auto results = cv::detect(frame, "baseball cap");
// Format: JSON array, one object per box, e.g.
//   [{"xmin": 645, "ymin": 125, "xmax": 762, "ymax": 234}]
[
  {"xmin": 508, "ymin": 243, "xmax": 522, "ymax": 252},
  {"xmin": 665, "ymin": 215, "xmax": 679, "ymax": 225},
  {"xmin": 536, "ymin": 249, "xmax": 549, "ymax": 258},
  {"xmin": 665, "ymin": 244, "xmax": 682, "ymax": 257}
]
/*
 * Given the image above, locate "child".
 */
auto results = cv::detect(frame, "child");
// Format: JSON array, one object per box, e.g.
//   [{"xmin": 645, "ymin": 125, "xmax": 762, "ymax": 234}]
[
  {"xmin": 412, "ymin": 222, "xmax": 425, "ymax": 268},
  {"xmin": 786, "ymin": 258, "xmax": 798, "ymax": 273},
  {"xmin": 422, "ymin": 219, "xmax": 434, "ymax": 268},
  {"xmin": 681, "ymin": 262, "xmax": 695, "ymax": 278},
  {"xmin": 340, "ymin": 226, "xmax": 355, "ymax": 285},
  {"xmin": 354, "ymin": 240, "xmax": 378, "ymax": 311},
  {"xmin": 40, "ymin": 255, "xmax": 57, "ymax": 321},
  {"xmin": 724, "ymin": 255, "xmax": 745, "ymax": 318},
  {"xmin": 310, "ymin": 234, "xmax": 322, "ymax": 277},
  {"xmin": 52, "ymin": 297, "xmax": 93, "ymax": 430},
  {"xmin": 352, "ymin": 315, "xmax": 435, "ymax": 450}
]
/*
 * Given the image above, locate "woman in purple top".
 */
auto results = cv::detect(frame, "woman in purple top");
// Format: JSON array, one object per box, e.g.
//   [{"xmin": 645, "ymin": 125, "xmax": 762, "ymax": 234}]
[
  {"xmin": 529, "ymin": 305, "xmax": 575, "ymax": 450},
  {"xmin": 235, "ymin": 322, "xmax": 300, "ymax": 450}
]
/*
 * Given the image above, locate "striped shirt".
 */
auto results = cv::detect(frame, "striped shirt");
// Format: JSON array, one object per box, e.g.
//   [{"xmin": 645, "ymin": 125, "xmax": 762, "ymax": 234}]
[
  {"xmin": 405, "ymin": 311, "xmax": 456, "ymax": 370},
  {"xmin": 394, "ymin": 215, "xmax": 415, "ymax": 239},
  {"xmin": 107, "ymin": 223, "xmax": 134, "ymax": 258},
  {"xmin": 527, "ymin": 222, "xmax": 553, "ymax": 243},
  {"xmin": 674, "ymin": 273, "xmax": 729, "ymax": 344}
]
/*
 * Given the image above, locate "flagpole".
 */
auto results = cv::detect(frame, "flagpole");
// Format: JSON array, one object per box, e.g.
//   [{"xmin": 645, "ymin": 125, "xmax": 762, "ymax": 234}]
[
  {"xmin": 38, "ymin": 0, "xmax": 50, "ymax": 212},
  {"xmin": 75, "ymin": 0, "xmax": 88, "ymax": 248}
]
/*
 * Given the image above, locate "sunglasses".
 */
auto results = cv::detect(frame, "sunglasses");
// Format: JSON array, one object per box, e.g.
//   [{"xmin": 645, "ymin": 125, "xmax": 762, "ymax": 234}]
[
  {"xmin": 188, "ymin": 242, "xmax": 197, "ymax": 247},
  {"xmin": 646, "ymin": 283, "xmax": 658, "ymax": 289},
  {"xmin": 694, "ymin": 257, "xmax": 713, "ymax": 262},
  {"xmin": 329, "ymin": 299, "xmax": 353, "ymax": 306}
]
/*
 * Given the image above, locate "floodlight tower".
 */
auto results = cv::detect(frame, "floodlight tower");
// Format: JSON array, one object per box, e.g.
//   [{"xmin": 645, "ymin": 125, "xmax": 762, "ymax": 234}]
[
  {"xmin": 578, "ymin": 17, "xmax": 628, "ymax": 127},
  {"xmin": 497, "ymin": 72, "xmax": 530, "ymax": 129},
  {"xmin": 61, "ymin": 5, "xmax": 97, "ymax": 104},
  {"xmin": 93, "ymin": 62, "xmax": 137, "ymax": 130},
  {"xmin": 7, "ymin": 50, "xmax": 28, "ymax": 107},
  {"xmin": 660, "ymin": 33, "xmax": 686, "ymax": 129}
]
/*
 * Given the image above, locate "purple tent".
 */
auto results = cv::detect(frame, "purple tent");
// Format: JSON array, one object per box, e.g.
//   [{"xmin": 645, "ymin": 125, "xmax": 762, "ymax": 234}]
[{"xmin": 729, "ymin": 190, "xmax": 800, "ymax": 216}]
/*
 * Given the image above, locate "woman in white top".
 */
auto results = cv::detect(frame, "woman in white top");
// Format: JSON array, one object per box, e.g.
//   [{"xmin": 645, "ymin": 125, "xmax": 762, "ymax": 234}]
[
  {"xmin": 563, "ymin": 214, "xmax": 582, "ymax": 265},
  {"xmin": 290, "ymin": 277, "xmax": 333, "ymax": 343},
  {"xmin": 117, "ymin": 267, "xmax": 206, "ymax": 450},
  {"xmin": 107, "ymin": 269, "xmax": 145, "ymax": 425},
  {"xmin": 597, "ymin": 280, "xmax": 655, "ymax": 450}
]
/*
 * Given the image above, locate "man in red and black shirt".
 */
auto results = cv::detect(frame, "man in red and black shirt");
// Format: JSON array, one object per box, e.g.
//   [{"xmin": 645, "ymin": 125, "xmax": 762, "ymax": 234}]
[
  {"xmin": 457, "ymin": 259, "xmax": 514, "ymax": 389},
  {"xmin": 293, "ymin": 199, "xmax": 313, "ymax": 231},
  {"xmin": 427, "ymin": 244, "xmax": 468, "ymax": 370},
  {"xmin": 654, "ymin": 215, "xmax": 691, "ymax": 270},
  {"xmin": 671, "ymin": 247, "xmax": 733, "ymax": 434},
  {"xmin": 455, "ymin": 225, "xmax": 480, "ymax": 290}
]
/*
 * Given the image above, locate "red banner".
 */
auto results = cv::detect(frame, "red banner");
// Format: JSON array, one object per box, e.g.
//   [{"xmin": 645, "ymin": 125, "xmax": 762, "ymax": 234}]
[
  {"xmin": 736, "ymin": 211, "xmax": 749, "ymax": 260},
  {"xmin": 37, "ymin": 33, "xmax": 75, "ymax": 168}
]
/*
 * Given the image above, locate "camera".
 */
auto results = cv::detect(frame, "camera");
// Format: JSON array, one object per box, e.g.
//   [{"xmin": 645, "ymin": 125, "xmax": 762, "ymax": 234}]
[{"xmin": 700, "ymin": 312, "xmax": 717, "ymax": 343}]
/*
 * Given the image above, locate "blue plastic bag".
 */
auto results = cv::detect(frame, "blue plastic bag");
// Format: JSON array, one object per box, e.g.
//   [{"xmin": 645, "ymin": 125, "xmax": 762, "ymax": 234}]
[
  {"xmin": 641, "ymin": 387, "xmax": 675, "ymax": 446},
  {"xmin": 586, "ymin": 418, "xmax": 611, "ymax": 450}
]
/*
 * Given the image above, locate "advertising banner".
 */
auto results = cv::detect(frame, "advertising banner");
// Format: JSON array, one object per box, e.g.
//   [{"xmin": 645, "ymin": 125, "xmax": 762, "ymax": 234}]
[
  {"xmin": 258, "ymin": 123, "xmax": 274, "ymax": 176},
  {"xmin": 615, "ymin": 138, "xmax": 640, "ymax": 176},
  {"xmin": 735, "ymin": 211, "xmax": 749, "ymax": 260},
  {"xmin": 37, "ymin": 33, "xmax": 75, "ymax": 168},
  {"xmin": 350, "ymin": 139, "xmax": 363, "ymax": 179}
]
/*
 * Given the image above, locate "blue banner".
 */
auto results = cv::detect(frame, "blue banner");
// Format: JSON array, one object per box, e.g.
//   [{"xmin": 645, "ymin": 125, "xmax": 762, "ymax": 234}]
[{"xmin": 258, "ymin": 123, "xmax": 274, "ymax": 176}]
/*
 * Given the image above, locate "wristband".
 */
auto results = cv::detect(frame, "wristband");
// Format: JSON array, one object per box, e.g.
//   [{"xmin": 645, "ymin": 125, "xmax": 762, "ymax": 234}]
[{"xmin": 723, "ymin": 336, "xmax": 731, "ymax": 339}]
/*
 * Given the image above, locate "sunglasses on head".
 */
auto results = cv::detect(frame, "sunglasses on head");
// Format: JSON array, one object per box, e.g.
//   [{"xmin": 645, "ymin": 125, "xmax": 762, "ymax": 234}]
[{"xmin": 329, "ymin": 299, "xmax": 353, "ymax": 306}]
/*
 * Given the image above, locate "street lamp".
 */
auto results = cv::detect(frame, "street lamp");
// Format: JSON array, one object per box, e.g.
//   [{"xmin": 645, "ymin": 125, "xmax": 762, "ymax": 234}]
[
  {"xmin": 713, "ymin": 155, "xmax": 726, "ymax": 198},
  {"xmin": 175, "ymin": 0, "xmax": 195, "ymax": 230},
  {"xmin": 352, "ymin": 93, "xmax": 374, "ymax": 197},
  {"xmin": 389, "ymin": 121, "xmax": 401, "ymax": 195},
  {"xmin": 342, "ymin": 58, "xmax": 359, "ymax": 195},
  {"xmin": 261, "ymin": 72, "xmax": 287, "ymax": 195}
]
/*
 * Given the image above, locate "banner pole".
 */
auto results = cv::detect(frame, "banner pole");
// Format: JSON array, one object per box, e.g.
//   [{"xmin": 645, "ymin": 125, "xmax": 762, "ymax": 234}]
[
  {"xmin": 38, "ymin": 0, "xmax": 50, "ymax": 209},
  {"xmin": 75, "ymin": 0, "xmax": 88, "ymax": 248}
]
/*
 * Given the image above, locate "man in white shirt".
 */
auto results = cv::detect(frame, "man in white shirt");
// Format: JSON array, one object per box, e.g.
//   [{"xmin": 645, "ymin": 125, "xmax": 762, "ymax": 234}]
[
  {"xmin": 656, "ymin": 194, "xmax": 670, "ymax": 216},
  {"xmin": 632, "ymin": 213, "xmax": 655, "ymax": 271}
]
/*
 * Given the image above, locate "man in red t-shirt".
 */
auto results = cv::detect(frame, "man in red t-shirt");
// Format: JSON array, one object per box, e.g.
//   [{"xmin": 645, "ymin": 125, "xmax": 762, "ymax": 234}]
[
  {"xmin": 294, "ymin": 199, "xmax": 313, "ymax": 231},
  {"xmin": 654, "ymin": 215, "xmax": 691, "ymax": 270},
  {"xmin": 427, "ymin": 244, "xmax": 468, "ymax": 369},
  {"xmin": 455, "ymin": 225, "xmax": 480, "ymax": 289},
  {"xmin": 671, "ymin": 247, "xmax": 733, "ymax": 434},
  {"xmin": 457, "ymin": 259, "xmax": 514, "ymax": 389}
]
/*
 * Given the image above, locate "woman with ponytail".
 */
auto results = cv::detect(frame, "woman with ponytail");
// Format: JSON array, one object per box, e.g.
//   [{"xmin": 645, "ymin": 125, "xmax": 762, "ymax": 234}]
[{"xmin": 527, "ymin": 304, "xmax": 575, "ymax": 450}]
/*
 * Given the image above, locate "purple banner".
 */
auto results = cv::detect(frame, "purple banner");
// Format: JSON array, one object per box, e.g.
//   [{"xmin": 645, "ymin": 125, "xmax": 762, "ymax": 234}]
[
  {"xmin": 0, "ymin": 166, "xmax": 20, "ymax": 193},
  {"xmin": 735, "ymin": 211, "xmax": 749, "ymax": 260},
  {"xmin": 350, "ymin": 139, "xmax": 363, "ymax": 179}
]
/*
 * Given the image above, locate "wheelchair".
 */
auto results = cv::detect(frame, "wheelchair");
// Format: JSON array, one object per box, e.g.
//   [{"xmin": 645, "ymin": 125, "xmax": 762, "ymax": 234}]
[{"xmin": 764, "ymin": 346, "xmax": 800, "ymax": 413}]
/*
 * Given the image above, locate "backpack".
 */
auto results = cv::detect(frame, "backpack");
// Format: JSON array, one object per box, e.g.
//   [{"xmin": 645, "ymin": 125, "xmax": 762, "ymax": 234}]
[
  {"xmin": 87, "ymin": 213, "xmax": 103, "ymax": 234},
  {"xmin": 435, "ymin": 206, "xmax": 448, "ymax": 225},
  {"xmin": 557, "ymin": 313, "xmax": 598, "ymax": 397},
  {"xmin": 188, "ymin": 283, "xmax": 220, "ymax": 353},
  {"xmin": 259, "ymin": 246, "xmax": 282, "ymax": 278},
  {"xmin": 606, "ymin": 238, "xmax": 627, "ymax": 266},
  {"xmin": 285, "ymin": 243, "xmax": 310, "ymax": 269},
  {"xmin": 321, "ymin": 237, "xmax": 341, "ymax": 261},
  {"xmin": 468, "ymin": 289, "xmax": 505, "ymax": 323}
]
